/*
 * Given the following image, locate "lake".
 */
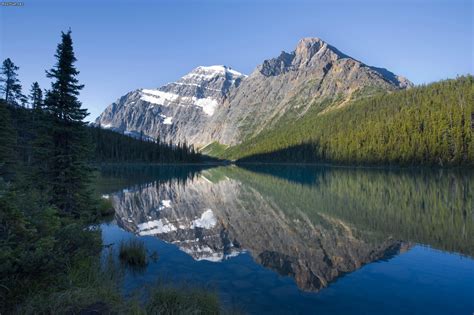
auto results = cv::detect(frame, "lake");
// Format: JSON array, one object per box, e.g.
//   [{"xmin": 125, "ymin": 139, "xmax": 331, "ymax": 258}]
[{"xmin": 97, "ymin": 164, "xmax": 474, "ymax": 314}]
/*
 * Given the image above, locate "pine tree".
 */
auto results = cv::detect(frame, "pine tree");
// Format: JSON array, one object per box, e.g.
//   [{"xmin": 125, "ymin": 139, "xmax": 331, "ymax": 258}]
[
  {"xmin": 29, "ymin": 81, "xmax": 43, "ymax": 110},
  {"xmin": 0, "ymin": 58, "xmax": 25, "ymax": 106},
  {"xmin": 43, "ymin": 30, "xmax": 92, "ymax": 215}
]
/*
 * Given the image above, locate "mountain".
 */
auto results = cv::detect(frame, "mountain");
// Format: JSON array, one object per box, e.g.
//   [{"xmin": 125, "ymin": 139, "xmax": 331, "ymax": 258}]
[
  {"xmin": 96, "ymin": 38, "xmax": 411, "ymax": 148},
  {"xmin": 207, "ymin": 38, "xmax": 411, "ymax": 145},
  {"xmin": 96, "ymin": 65, "xmax": 246, "ymax": 146}
]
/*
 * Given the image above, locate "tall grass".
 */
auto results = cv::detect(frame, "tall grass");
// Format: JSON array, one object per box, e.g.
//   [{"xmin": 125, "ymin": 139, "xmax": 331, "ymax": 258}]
[
  {"xmin": 119, "ymin": 238, "xmax": 147, "ymax": 267},
  {"xmin": 146, "ymin": 285, "xmax": 220, "ymax": 314},
  {"xmin": 15, "ymin": 248, "xmax": 235, "ymax": 314},
  {"xmin": 15, "ymin": 252, "xmax": 125, "ymax": 314}
]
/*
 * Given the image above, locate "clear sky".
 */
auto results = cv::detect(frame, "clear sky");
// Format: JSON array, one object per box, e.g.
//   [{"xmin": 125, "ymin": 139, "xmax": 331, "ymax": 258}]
[{"xmin": 1, "ymin": 0, "xmax": 473, "ymax": 121}]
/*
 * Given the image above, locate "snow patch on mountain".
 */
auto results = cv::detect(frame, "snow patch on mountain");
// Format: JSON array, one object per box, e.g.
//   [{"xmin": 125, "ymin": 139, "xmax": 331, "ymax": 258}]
[
  {"xmin": 140, "ymin": 88, "xmax": 219, "ymax": 116},
  {"xmin": 140, "ymin": 89, "xmax": 180, "ymax": 105},
  {"xmin": 195, "ymin": 98, "xmax": 219, "ymax": 116},
  {"xmin": 163, "ymin": 117, "xmax": 173, "ymax": 125}
]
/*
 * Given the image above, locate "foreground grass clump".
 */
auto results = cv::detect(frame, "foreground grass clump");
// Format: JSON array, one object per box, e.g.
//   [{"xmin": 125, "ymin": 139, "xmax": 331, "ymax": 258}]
[
  {"xmin": 146, "ymin": 285, "xmax": 220, "ymax": 315},
  {"xmin": 15, "ymin": 255, "xmax": 125, "ymax": 314},
  {"xmin": 14, "ymin": 251, "xmax": 225, "ymax": 314},
  {"xmin": 119, "ymin": 238, "xmax": 147, "ymax": 267}
]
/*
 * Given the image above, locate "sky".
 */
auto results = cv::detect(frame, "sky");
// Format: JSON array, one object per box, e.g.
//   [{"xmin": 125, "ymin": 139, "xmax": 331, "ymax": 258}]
[{"xmin": 1, "ymin": 0, "xmax": 473, "ymax": 121}]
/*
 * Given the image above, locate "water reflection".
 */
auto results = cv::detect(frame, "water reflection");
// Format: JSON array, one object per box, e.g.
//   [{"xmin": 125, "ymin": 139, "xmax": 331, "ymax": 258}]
[{"xmin": 103, "ymin": 165, "xmax": 473, "ymax": 292}]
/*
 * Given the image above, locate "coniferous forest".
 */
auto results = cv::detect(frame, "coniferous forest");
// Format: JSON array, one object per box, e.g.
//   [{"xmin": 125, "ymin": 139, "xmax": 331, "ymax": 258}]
[
  {"xmin": 89, "ymin": 126, "xmax": 202, "ymax": 163},
  {"xmin": 224, "ymin": 76, "xmax": 474, "ymax": 166},
  {"xmin": 0, "ymin": 31, "xmax": 211, "ymax": 313}
]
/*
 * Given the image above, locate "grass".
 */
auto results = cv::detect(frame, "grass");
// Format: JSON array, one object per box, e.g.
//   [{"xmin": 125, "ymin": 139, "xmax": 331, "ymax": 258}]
[
  {"xmin": 14, "ymin": 250, "xmax": 226, "ymax": 314},
  {"xmin": 9, "ymin": 245, "xmax": 240, "ymax": 314},
  {"xmin": 119, "ymin": 238, "xmax": 147, "ymax": 267},
  {"xmin": 14, "ymin": 254, "xmax": 125, "ymax": 314},
  {"xmin": 146, "ymin": 285, "xmax": 220, "ymax": 315}
]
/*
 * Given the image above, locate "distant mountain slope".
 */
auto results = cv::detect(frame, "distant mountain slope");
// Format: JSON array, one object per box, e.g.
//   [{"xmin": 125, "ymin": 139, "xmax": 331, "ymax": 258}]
[
  {"xmin": 223, "ymin": 76, "xmax": 474, "ymax": 166},
  {"xmin": 96, "ymin": 37, "xmax": 411, "ymax": 148}
]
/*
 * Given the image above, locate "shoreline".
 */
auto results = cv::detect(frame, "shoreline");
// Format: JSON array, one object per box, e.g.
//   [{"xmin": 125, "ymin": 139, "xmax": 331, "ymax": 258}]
[{"xmin": 93, "ymin": 160, "xmax": 474, "ymax": 171}]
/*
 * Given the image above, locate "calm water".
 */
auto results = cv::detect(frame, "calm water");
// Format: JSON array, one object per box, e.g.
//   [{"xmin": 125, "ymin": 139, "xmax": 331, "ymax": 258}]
[{"xmin": 98, "ymin": 164, "xmax": 474, "ymax": 314}]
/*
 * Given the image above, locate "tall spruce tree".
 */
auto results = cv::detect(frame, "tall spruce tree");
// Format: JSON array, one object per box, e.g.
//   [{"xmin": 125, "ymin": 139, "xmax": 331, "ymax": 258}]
[
  {"xmin": 0, "ymin": 58, "xmax": 25, "ymax": 106},
  {"xmin": 29, "ymin": 81, "xmax": 43, "ymax": 110},
  {"xmin": 44, "ymin": 30, "xmax": 92, "ymax": 215}
]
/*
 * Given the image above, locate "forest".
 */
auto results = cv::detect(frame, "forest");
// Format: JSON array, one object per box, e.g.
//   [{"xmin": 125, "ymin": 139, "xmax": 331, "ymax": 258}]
[
  {"xmin": 0, "ymin": 31, "xmax": 214, "ymax": 313},
  {"xmin": 223, "ymin": 76, "xmax": 474, "ymax": 166},
  {"xmin": 90, "ymin": 126, "xmax": 203, "ymax": 163}
]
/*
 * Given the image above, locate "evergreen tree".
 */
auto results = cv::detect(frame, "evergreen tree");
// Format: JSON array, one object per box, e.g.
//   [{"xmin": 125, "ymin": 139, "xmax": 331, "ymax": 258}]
[
  {"xmin": 43, "ymin": 30, "xmax": 92, "ymax": 215},
  {"xmin": 29, "ymin": 81, "xmax": 43, "ymax": 109},
  {"xmin": 0, "ymin": 58, "xmax": 25, "ymax": 106}
]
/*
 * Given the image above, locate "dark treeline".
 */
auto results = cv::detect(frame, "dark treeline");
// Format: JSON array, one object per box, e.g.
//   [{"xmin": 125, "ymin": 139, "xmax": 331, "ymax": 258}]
[
  {"xmin": 89, "ymin": 126, "xmax": 202, "ymax": 163},
  {"xmin": 227, "ymin": 76, "xmax": 474, "ymax": 166},
  {"xmin": 2, "ymin": 103, "xmax": 204, "ymax": 166}
]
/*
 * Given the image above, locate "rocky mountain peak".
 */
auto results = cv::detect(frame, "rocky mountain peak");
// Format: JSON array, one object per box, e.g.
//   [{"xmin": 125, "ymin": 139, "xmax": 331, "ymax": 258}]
[
  {"xmin": 173, "ymin": 65, "xmax": 247, "ymax": 97},
  {"xmin": 295, "ymin": 37, "xmax": 324, "ymax": 58},
  {"xmin": 259, "ymin": 37, "xmax": 344, "ymax": 76},
  {"xmin": 182, "ymin": 65, "xmax": 246, "ymax": 82}
]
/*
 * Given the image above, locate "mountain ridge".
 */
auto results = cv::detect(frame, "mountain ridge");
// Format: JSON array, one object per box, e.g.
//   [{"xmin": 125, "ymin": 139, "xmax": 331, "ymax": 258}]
[{"xmin": 96, "ymin": 37, "xmax": 412, "ymax": 148}]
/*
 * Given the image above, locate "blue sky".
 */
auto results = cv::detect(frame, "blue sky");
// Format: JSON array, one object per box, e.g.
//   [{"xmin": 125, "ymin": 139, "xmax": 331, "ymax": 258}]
[{"xmin": 1, "ymin": 0, "xmax": 472, "ymax": 120}]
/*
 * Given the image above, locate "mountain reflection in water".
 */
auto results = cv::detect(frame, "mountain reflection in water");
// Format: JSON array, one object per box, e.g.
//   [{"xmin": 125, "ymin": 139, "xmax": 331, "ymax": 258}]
[{"xmin": 101, "ymin": 165, "xmax": 473, "ymax": 292}]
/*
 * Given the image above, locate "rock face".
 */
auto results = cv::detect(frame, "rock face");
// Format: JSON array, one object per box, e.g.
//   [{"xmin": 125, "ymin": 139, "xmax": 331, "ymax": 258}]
[
  {"xmin": 96, "ymin": 65, "xmax": 246, "ymax": 146},
  {"xmin": 96, "ymin": 38, "xmax": 412, "ymax": 147},
  {"xmin": 110, "ymin": 167, "xmax": 406, "ymax": 291}
]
